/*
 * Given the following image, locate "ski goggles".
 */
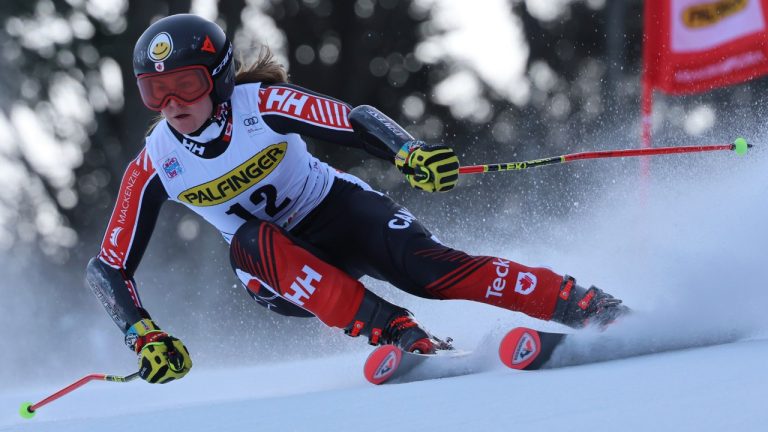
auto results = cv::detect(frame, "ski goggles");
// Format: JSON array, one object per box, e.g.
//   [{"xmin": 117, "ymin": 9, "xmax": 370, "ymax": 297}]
[{"xmin": 136, "ymin": 65, "xmax": 213, "ymax": 111}]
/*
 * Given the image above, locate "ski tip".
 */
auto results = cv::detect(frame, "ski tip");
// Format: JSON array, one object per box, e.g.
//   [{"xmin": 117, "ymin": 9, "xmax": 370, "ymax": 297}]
[
  {"xmin": 364, "ymin": 345, "xmax": 402, "ymax": 385},
  {"xmin": 19, "ymin": 402, "xmax": 35, "ymax": 419},
  {"xmin": 498, "ymin": 327, "xmax": 542, "ymax": 370}
]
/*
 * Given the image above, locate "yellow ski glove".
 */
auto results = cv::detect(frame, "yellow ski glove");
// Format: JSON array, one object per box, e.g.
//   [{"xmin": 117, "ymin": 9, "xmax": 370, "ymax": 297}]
[
  {"xmin": 395, "ymin": 141, "xmax": 460, "ymax": 192},
  {"xmin": 125, "ymin": 319, "xmax": 192, "ymax": 384}
]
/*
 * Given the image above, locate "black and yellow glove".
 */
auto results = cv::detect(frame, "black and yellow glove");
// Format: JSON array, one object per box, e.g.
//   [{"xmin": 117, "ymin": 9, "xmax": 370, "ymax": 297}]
[
  {"xmin": 395, "ymin": 140, "xmax": 460, "ymax": 192},
  {"xmin": 125, "ymin": 319, "xmax": 192, "ymax": 384}
]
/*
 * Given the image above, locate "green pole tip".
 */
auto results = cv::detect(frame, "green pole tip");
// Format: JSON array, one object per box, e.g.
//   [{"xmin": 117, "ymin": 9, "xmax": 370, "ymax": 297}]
[
  {"xmin": 733, "ymin": 137, "xmax": 748, "ymax": 155},
  {"xmin": 19, "ymin": 402, "xmax": 35, "ymax": 419}
]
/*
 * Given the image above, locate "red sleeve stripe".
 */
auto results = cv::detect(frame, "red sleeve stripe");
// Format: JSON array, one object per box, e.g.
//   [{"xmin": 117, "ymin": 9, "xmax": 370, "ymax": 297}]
[
  {"xmin": 259, "ymin": 86, "xmax": 353, "ymax": 131},
  {"xmin": 135, "ymin": 147, "xmax": 152, "ymax": 171},
  {"xmin": 124, "ymin": 278, "xmax": 142, "ymax": 308},
  {"xmin": 98, "ymin": 148, "xmax": 157, "ymax": 270}
]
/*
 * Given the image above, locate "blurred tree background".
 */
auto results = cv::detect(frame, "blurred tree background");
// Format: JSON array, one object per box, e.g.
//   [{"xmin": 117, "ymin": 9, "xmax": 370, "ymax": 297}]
[{"xmin": 1, "ymin": 0, "xmax": 766, "ymax": 383}]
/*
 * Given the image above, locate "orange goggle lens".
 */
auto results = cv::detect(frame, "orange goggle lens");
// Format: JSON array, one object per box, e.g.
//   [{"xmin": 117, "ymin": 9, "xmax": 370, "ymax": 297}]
[{"xmin": 136, "ymin": 65, "xmax": 213, "ymax": 111}]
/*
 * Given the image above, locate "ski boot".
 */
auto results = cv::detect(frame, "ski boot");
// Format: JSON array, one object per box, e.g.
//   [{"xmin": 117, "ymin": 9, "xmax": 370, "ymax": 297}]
[
  {"xmin": 344, "ymin": 291, "xmax": 451, "ymax": 354},
  {"xmin": 551, "ymin": 276, "xmax": 630, "ymax": 329},
  {"xmin": 383, "ymin": 314, "xmax": 452, "ymax": 354}
]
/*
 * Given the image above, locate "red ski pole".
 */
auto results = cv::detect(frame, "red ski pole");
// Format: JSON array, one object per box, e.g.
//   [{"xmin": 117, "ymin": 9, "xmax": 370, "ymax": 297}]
[
  {"xmin": 458, "ymin": 137, "xmax": 750, "ymax": 174},
  {"xmin": 19, "ymin": 371, "xmax": 140, "ymax": 419}
]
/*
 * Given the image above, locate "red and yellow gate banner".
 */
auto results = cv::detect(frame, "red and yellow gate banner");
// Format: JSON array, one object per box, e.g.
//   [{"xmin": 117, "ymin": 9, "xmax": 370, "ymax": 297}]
[
  {"xmin": 643, "ymin": 0, "xmax": 768, "ymax": 94},
  {"xmin": 641, "ymin": 0, "xmax": 768, "ymax": 149}
]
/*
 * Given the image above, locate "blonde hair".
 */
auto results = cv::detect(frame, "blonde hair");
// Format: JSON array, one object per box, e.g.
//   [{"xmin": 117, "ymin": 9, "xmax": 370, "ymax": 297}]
[{"xmin": 235, "ymin": 46, "xmax": 288, "ymax": 85}]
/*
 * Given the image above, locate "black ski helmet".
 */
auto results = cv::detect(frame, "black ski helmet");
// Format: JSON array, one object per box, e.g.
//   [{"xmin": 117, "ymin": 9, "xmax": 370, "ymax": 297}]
[{"xmin": 133, "ymin": 14, "xmax": 235, "ymax": 105}]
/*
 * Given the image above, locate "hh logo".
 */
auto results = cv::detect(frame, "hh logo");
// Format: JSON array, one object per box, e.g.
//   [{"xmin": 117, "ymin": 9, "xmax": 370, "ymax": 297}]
[
  {"xmin": 514, "ymin": 272, "xmax": 537, "ymax": 295},
  {"xmin": 284, "ymin": 265, "xmax": 322, "ymax": 306},
  {"xmin": 264, "ymin": 88, "xmax": 309, "ymax": 116},
  {"xmin": 181, "ymin": 138, "xmax": 205, "ymax": 156}
]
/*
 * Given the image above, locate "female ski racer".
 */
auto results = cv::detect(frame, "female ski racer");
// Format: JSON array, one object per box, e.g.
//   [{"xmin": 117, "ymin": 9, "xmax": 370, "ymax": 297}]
[{"xmin": 86, "ymin": 14, "xmax": 629, "ymax": 384}]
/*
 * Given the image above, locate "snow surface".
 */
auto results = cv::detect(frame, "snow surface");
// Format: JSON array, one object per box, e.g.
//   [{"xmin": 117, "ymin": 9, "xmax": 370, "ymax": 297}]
[
  {"xmin": 3, "ymin": 131, "xmax": 768, "ymax": 431},
  {"xmin": 1, "ymin": 337, "xmax": 767, "ymax": 431}
]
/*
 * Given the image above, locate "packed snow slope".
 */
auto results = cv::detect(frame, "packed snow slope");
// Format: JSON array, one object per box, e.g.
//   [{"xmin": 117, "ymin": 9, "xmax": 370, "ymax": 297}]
[
  {"xmin": 1, "ymin": 337, "xmax": 767, "ymax": 432},
  {"xmin": 3, "ymin": 136, "xmax": 768, "ymax": 431}
]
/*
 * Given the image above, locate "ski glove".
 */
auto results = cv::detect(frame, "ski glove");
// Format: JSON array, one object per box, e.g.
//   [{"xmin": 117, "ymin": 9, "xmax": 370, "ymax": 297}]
[
  {"xmin": 125, "ymin": 319, "xmax": 192, "ymax": 384},
  {"xmin": 395, "ymin": 140, "xmax": 460, "ymax": 192}
]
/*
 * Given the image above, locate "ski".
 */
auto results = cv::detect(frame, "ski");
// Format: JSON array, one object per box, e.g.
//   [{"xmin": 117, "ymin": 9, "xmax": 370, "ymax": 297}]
[
  {"xmin": 363, "ymin": 345, "xmax": 479, "ymax": 385},
  {"xmin": 497, "ymin": 325, "xmax": 748, "ymax": 371},
  {"xmin": 363, "ymin": 327, "xmax": 575, "ymax": 384},
  {"xmin": 365, "ymin": 323, "xmax": 747, "ymax": 384},
  {"xmin": 498, "ymin": 327, "xmax": 568, "ymax": 370}
]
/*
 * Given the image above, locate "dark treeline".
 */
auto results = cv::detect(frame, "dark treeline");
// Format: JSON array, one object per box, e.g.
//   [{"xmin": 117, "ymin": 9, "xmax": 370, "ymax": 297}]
[{"xmin": 1, "ymin": 0, "xmax": 766, "ymax": 367}]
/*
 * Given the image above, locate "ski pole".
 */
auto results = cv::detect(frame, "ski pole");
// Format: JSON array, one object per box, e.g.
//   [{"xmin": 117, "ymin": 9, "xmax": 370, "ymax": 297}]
[
  {"xmin": 458, "ymin": 137, "xmax": 751, "ymax": 174},
  {"xmin": 19, "ymin": 371, "xmax": 140, "ymax": 419}
]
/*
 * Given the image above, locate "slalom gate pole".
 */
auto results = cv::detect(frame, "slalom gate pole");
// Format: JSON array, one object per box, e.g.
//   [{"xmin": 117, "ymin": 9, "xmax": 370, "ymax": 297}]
[
  {"xmin": 458, "ymin": 137, "xmax": 751, "ymax": 175},
  {"xmin": 19, "ymin": 372, "xmax": 140, "ymax": 419}
]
